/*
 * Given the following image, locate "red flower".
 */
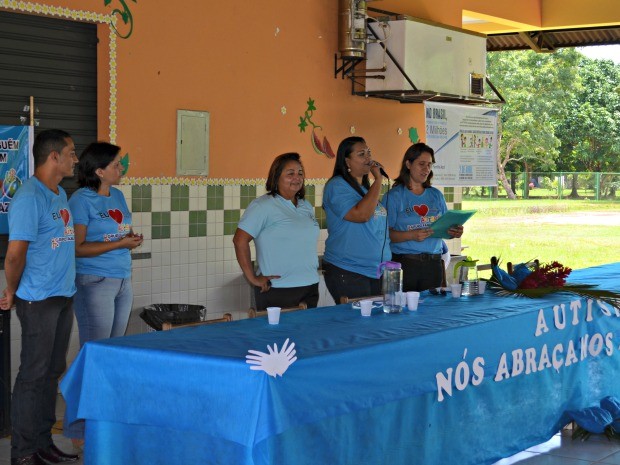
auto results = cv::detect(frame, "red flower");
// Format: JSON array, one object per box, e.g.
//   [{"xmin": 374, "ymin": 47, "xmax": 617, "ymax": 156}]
[{"xmin": 517, "ymin": 262, "xmax": 572, "ymax": 290}]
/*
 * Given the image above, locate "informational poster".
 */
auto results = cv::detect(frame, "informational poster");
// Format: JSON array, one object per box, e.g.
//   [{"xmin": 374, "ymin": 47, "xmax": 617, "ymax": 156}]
[
  {"xmin": 0, "ymin": 126, "xmax": 34, "ymax": 234},
  {"xmin": 424, "ymin": 101, "xmax": 498, "ymax": 187}
]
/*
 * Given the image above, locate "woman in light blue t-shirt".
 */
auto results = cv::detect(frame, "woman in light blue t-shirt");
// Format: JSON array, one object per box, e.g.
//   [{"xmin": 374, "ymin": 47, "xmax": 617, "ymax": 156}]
[
  {"xmin": 65, "ymin": 142, "xmax": 143, "ymax": 444},
  {"xmin": 233, "ymin": 153, "xmax": 320, "ymax": 310}
]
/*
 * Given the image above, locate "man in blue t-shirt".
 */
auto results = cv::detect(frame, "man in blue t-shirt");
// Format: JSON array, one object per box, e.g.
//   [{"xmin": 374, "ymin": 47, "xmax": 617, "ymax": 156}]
[{"xmin": 0, "ymin": 130, "xmax": 80, "ymax": 465}]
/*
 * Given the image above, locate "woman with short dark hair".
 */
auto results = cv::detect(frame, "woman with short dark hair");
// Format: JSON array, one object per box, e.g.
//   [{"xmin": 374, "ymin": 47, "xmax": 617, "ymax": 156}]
[{"xmin": 233, "ymin": 153, "xmax": 319, "ymax": 310}]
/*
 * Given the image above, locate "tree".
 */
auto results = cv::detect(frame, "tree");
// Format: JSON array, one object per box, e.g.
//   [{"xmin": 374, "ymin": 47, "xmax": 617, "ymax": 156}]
[
  {"xmin": 487, "ymin": 49, "xmax": 581, "ymax": 198},
  {"xmin": 555, "ymin": 57, "xmax": 620, "ymax": 197}
]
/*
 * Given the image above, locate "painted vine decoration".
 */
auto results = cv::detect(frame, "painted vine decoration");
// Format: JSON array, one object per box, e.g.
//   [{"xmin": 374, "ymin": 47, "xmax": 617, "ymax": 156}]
[
  {"xmin": 105, "ymin": 0, "xmax": 136, "ymax": 39},
  {"xmin": 298, "ymin": 98, "xmax": 335, "ymax": 159}
]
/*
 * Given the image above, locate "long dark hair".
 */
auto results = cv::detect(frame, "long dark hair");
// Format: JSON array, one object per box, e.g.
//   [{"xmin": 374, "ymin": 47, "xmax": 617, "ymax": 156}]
[
  {"xmin": 328, "ymin": 136, "xmax": 369, "ymax": 197},
  {"xmin": 77, "ymin": 142, "xmax": 121, "ymax": 190},
  {"xmin": 265, "ymin": 152, "xmax": 305, "ymax": 199},
  {"xmin": 393, "ymin": 142, "xmax": 435, "ymax": 189}
]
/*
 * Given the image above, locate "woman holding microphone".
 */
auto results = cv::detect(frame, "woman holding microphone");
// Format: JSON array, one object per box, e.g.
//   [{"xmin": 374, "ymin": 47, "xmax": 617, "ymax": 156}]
[{"xmin": 322, "ymin": 136, "xmax": 391, "ymax": 304}]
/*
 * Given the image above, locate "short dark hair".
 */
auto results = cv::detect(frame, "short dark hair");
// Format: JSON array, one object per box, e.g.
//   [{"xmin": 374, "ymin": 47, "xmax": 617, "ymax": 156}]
[
  {"xmin": 77, "ymin": 142, "xmax": 121, "ymax": 190},
  {"xmin": 32, "ymin": 129, "xmax": 71, "ymax": 168},
  {"xmin": 265, "ymin": 152, "xmax": 305, "ymax": 199},
  {"xmin": 328, "ymin": 136, "xmax": 369, "ymax": 197},
  {"xmin": 393, "ymin": 142, "xmax": 436, "ymax": 189}
]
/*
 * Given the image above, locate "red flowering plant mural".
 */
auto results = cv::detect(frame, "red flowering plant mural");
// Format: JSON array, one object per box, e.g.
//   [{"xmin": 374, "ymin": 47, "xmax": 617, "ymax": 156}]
[{"xmin": 489, "ymin": 257, "xmax": 620, "ymax": 307}]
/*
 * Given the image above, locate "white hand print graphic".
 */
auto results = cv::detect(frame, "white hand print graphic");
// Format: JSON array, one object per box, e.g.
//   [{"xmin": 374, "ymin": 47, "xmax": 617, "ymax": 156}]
[{"xmin": 246, "ymin": 338, "xmax": 297, "ymax": 377}]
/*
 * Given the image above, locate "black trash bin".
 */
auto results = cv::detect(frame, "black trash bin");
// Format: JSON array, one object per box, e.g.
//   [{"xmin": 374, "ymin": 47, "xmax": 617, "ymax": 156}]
[{"xmin": 139, "ymin": 304, "xmax": 207, "ymax": 331}]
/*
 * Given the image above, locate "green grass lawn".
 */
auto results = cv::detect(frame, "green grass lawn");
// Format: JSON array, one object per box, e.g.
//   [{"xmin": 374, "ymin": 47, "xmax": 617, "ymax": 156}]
[{"xmin": 460, "ymin": 199, "xmax": 620, "ymax": 275}]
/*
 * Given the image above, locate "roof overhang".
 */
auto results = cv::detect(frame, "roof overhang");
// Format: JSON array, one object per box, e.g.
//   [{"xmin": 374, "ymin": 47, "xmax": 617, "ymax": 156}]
[{"xmin": 486, "ymin": 25, "xmax": 620, "ymax": 52}]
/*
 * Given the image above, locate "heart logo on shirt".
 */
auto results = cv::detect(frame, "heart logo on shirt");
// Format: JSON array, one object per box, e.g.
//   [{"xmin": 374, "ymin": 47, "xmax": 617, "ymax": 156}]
[
  {"xmin": 59, "ymin": 209, "xmax": 70, "ymax": 226},
  {"xmin": 108, "ymin": 209, "xmax": 124, "ymax": 224},
  {"xmin": 413, "ymin": 205, "xmax": 429, "ymax": 216}
]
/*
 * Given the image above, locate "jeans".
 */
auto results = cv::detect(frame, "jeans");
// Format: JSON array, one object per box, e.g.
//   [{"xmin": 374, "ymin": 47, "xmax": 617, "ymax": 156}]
[
  {"xmin": 322, "ymin": 261, "xmax": 382, "ymax": 305},
  {"xmin": 11, "ymin": 296, "xmax": 74, "ymax": 458},
  {"xmin": 73, "ymin": 274, "xmax": 133, "ymax": 345},
  {"xmin": 64, "ymin": 274, "xmax": 133, "ymax": 439}
]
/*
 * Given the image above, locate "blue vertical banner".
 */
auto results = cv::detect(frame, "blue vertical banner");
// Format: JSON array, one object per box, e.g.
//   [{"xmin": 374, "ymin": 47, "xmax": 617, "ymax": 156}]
[{"xmin": 0, "ymin": 126, "xmax": 34, "ymax": 234}]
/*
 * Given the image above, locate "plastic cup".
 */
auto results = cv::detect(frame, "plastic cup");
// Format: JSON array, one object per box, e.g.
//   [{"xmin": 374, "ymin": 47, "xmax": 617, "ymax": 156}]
[
  {"xmin": 360, "ymin": 299, "xmax": 373, "ymax": 317},
  {"xmin": 478, "ymin": 280, "xmax": 487, "ymax": 294},
  {"xmin": 406, "ymin": 291, "xmax": 420, "ymax": 311},
  {"xmin": 450, "ymin": 283, "xmax": 462, "ymax": 298},
  {"xmin": 267, "ymin": 307, "xmax": 281, "ymax": 325}
]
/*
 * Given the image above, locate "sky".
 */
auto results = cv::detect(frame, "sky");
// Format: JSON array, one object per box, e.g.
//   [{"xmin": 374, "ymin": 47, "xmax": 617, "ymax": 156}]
[{"xmin": 577, "ymin": 44, "xmax": 620, "ymax": 64}]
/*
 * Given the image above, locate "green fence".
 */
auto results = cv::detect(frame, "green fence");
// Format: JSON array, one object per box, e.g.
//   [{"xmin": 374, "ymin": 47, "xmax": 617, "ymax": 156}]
[{"xmin": 463, "ymin": 172, "xmax": 620, "ymax": 201}]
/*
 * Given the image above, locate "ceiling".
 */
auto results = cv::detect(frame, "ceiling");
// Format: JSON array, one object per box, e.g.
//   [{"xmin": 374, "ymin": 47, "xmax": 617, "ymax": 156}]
[
  {"xmin": 485, "ymin": 26, "xmax": 620, "ymax": 52},
  {"xmin": 368, "ymin": 2, "xmax": 620, "ymax": 53}
]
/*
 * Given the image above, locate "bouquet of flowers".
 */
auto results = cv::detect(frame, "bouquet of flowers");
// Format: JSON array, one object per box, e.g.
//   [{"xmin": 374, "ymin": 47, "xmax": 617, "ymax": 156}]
[{"xmin": 489, "ymin": 257, "xmax": 620, "ymax": 307}]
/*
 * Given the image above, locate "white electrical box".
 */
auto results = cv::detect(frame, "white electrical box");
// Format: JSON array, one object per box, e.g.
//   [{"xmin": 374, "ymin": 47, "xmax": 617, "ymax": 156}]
[
  {"xmin": 176, "ymin": 109, "xmax": 210, "ymax": 176},
  {"xmin": 366, "ymin": 19, "xmax": 487, "ymax": 97}
]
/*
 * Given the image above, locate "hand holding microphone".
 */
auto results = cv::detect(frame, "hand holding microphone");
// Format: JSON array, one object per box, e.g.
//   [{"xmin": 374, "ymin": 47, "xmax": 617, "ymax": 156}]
[{"xmin": 371, "ymin": 160, "xmax": 390, "ymax": 179}]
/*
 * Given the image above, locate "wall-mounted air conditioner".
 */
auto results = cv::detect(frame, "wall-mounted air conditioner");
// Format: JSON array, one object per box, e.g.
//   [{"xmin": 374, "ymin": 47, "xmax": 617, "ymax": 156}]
[{"xmin": 366, "ymin": 18, "xmax": 487, "ymax": 98}]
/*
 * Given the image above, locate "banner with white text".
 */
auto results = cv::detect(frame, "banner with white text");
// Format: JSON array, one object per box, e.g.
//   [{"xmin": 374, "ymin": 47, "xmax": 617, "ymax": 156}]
[
  {"xmin": 424, "ymin": 101, "xmax": 498, "ymax": 187},
  {"xmin": 0, "ymin": 125, "xmax": 34, "ymax": 234}
]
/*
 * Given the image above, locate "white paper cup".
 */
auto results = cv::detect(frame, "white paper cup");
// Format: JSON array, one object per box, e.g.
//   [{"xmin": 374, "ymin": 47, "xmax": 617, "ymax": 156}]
[
  {"xmin": 406, "ymin": 291, "xmax": 420, "ymax": 310},
  {"xmin": 267, "ymin": 307, "xmax": 281, "ymax": 325},
  {"xmin": 450, "ymin": 283, "xmax": 462, "ymax": 298},
  {"xmin": 360, "ymin": 299, "xmax": 373, "ymax": 317},
  {"xmin": 478, "ymin": 280, "xmax": 487, "ymax": 294}
]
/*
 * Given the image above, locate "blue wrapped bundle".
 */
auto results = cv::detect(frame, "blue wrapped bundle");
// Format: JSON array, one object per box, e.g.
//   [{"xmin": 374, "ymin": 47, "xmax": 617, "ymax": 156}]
[
  {"xmin": 567, "ymin": 406, "xmax": 613, "ymax": 434},
  {"xmin": 491, "ymin": 265, "xmax": 518, "ymax": 290},
  {"xmin": 600, "ymin": 396, "xmax": 620, "ymax": 430},
  {"xmin": 511, "ymin": 263, "xmax": 533, "ymax": 286}
]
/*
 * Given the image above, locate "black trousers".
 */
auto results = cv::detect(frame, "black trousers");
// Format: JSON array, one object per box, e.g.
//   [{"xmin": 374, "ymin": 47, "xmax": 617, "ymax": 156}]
[
  {"xmin": 392, "ymin": 254, "xmax": 444, "ymax": 292},
  {"xmin": 322, "ymin": 261, "xmax": 382, "ymax": 305},
  {"xmin": 12, "ymin": 296, "xmax": 74, "ymax": 458},
  {"xmin": 253, "ymin": 283, "xmax": 319, "ymax": 310}
]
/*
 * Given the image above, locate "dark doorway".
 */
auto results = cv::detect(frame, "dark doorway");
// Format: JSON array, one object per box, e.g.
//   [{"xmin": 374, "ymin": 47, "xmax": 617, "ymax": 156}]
[
  {"xmin": 0, "ymin": 9, "xmax": 98, "ymax": 195},
  {"xmin": 0, "ymin": 9, "xmax": 98, "ymax": 437}
]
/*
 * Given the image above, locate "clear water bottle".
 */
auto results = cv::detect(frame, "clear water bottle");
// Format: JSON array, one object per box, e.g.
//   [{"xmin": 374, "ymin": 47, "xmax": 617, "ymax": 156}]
[
  {"xmin": 454, "ymin": 257, "xmax": 479, "ymax": 296},
  {"xmin": 379, "ymin": 261, "xmax": 403, "ymax": 313}
]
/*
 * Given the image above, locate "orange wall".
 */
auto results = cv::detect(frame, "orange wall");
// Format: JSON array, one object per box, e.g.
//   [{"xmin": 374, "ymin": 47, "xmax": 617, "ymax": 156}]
[
  {"xmin": 111, "ymin": 0, "xmax": 424, "ymax": 179},
  {"xmin": 4, "ymin": 0, "xmax": 615, "ymax": 179}
]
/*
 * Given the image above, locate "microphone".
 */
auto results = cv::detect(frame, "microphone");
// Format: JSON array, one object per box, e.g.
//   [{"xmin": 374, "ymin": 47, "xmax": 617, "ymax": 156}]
[{"xmin": 372, "ymin": 161, "xmax": 390, "ymax": 179}]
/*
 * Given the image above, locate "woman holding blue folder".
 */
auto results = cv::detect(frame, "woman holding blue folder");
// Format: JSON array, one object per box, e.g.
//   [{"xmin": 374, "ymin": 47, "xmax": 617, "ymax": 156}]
[{"xmin": 384, "ymin": 143, "xmax": 463, "ymax": 292}]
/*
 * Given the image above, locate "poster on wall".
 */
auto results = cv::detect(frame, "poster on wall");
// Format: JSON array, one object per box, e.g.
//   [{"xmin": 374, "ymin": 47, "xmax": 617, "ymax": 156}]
[
  {"xmin": 424, "ymin": 101, "xmax": 499, "ymax": 187},
  {"xmin": 0, "ymin": 125, "xmax": 34, "ymax": 234}
]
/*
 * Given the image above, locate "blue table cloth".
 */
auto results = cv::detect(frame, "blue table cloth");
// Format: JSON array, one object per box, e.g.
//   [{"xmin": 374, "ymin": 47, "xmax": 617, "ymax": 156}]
[{"xmin": 61, "ymin": 263, "xmax": 620, "ymax": 465}]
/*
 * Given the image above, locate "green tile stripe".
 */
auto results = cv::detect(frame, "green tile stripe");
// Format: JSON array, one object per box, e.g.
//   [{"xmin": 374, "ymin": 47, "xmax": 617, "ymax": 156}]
[
  {"xmin": 189, "ymin": 210, "xmax": 207, "ymax": 237},
  {"xmin": 151, "ymin": 212, "xmax": 170, "ymax": 239},
  {"xmin": 223, "ymin": 209, "xmax": 241, "ymax": 235},
  {"xmin": 314, "ymin": 206, "xmax": 326, "ymax": 229},
  {"xmin": 131, "ymin": 185, "xmax": 151, "ymax": 212},
  {"xmin": 207, "ymin": 185, "xmax": 224, "ymax": 210},
  {"xmin": 240, "ymin": 185, "xmax": 256, "ymax": 209},
  {"xmin": 132, "ymin": 180, "xmax": 428, "ymax": 239},
  {"xmin": 171, "ymin": 185, "xmax": 189, "ymax": 211}
]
